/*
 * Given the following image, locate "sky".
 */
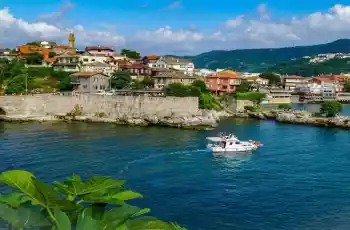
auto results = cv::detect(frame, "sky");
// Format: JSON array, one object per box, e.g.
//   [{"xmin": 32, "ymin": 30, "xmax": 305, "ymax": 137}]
[{"xmin": 1, "ymin": 0, "xmax": 350, "ymax": 55}]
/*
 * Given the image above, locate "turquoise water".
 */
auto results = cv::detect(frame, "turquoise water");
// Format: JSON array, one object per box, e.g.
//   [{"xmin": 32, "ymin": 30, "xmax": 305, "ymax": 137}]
[{"xmin": 1, "ymin": 120, "xmax": 350, "ymax": 230}]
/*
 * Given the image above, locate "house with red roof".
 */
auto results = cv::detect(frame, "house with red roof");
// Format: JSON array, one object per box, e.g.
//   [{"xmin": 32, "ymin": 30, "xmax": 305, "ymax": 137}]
[{"xmin": 205, "ymin": 70, "xmax": 242, "ymax": 95}]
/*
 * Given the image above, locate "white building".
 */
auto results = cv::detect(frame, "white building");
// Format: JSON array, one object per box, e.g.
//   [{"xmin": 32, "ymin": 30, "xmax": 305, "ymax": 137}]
[
  {"xmin": 80, "ymin": 62, "xmax": 118, "ymax": 76},
  {"xmin": 161, "ymin": 56, "xmax": 195, "ymax": 75}
]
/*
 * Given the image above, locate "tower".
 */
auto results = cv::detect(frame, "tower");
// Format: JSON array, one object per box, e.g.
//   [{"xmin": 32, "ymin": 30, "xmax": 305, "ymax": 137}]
[{"xmin": 69, "ymin": 32, "xmax": 75, "ymax": 49}]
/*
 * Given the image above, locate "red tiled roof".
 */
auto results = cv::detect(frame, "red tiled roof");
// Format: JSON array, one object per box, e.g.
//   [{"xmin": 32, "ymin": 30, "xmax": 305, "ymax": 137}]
[
  {"xmin": 146, "ymin": 55, "xmax": 160, "ymax": 61},
  {"xmin": 71, "ymin": 72, "xmax": 100, "ymax": 77},
  {"xmin": 85, "ymin": 46, "xmax": 114, "ymax": 51},
  {"xmin": 123, "ymin": 63, "xmax": 149, "ymax": 69},
  {"xmin": 286, "ymin": 75, "xmax": 304, "ymax": 79},
  {"xmin": 312, "ymin": 77, "xmax": 334, "ymax": 82}
]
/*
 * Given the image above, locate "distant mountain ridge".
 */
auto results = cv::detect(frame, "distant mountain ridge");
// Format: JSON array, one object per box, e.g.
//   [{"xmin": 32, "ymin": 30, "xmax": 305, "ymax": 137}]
[{"xmin": 186, "ymin": 39, "xmax": 350, "ymax": 72}]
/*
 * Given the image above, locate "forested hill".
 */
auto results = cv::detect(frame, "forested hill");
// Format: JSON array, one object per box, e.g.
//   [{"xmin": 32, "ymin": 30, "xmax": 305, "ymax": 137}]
[
  {"xmin": 266, "ymin": 57, "xmax": 350, "ymax": 77},
  {"xmin": 186, "ymin": 39, "xmax": 350, "ymax": 72}
]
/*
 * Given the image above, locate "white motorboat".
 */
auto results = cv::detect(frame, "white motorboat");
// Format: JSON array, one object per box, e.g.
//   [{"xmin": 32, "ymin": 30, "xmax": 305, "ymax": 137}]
[{"xmin": 206, "ymin": 133, "xmax": 262, "ymax": 153}]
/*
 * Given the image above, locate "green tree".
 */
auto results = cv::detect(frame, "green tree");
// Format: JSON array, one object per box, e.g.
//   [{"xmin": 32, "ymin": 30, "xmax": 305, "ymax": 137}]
[
  {"xmin": 191, "ymin": 80, "xmax": 209, "ymax": 93},
  {"xmin": 111, "ymin": 70, "xmax": 132, "ymax": 89},
  {"xmin": 278, "ymin": 103, "xmax": 292, "ymax": 110},
  {"xmin": 142, "ymin": 76, "xmax": 154, "ymax": 88},
  {"xmin": 0, "ymin": 169, "xmax": 186, "ymax": 230},
  {"xmin": 120, "ymin": 49, "xmax": 141, "ymax": 59},
  {"xmin": 26, "ymin": 41, "xmax": 41, "ymax": 46},
  {"xmin": 48, "ymin": 51, "xmax": 57, "ymax": 58},
  {"xmin": 320, "ymin": 101, "xmax": 342, "ymax": 117},
  {"xmin": 259, "ymin": 72, "xmax": 281, "ymax": 85},
  {"xmin": 5, "ymin": 74, "xmax": 33, "ymax": 94},
  {"xmin": 236, "ymin": 92, "xmax": 266, "ymax": 105},
  {"xmin": 236, "ymin": 80, "xmax": 252, "ymax": 93},
  {"xmin": 344, "ymin": 81, "xmax": 350, "ymax": 92},
  {"xmin": 25, "ymin": 52, "xmax": 44, "ymax": 65}
]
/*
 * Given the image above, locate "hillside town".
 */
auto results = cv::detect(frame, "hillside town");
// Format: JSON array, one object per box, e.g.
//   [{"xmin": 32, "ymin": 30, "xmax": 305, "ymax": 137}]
[{"xmin": 1, "ymin": 32, "xmax": 350, "ymax": 104}]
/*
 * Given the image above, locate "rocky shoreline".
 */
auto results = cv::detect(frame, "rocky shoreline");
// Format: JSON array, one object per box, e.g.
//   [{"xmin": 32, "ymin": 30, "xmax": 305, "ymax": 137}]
[
  {"xmin": 0, "ymin": 110, "xmax": 220, "ymax": 130},
  {"xmin": 232, "ymin": 110, "xmax": 350, "ymax": 129}
]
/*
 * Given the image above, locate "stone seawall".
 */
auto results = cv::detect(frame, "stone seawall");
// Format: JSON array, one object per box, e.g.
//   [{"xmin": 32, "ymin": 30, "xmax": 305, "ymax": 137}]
[{"xmin": 0, "ymin": 95, "xmax": 218, "ymax": 129}]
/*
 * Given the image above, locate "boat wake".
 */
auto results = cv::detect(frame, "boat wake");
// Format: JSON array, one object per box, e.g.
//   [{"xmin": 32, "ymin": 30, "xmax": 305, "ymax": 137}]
[{"xmin": 118, "ymin": 149, "xmax": 206, "ymax": 175}]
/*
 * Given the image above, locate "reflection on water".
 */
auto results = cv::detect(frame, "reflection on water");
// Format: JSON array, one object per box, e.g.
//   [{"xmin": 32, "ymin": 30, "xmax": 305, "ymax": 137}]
[{"xmin": 212, "ymin": 152, "xmax": 252, "ymax": 169}]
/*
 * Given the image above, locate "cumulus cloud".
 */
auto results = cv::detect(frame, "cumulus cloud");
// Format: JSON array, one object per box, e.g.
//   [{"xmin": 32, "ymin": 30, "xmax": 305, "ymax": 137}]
[
  {"xmin": 0, "ymin": 8, "xmax": 124, "ymax": 48},
  {"xmin": 224, "ymin": 15, "xmax": 244, "ymax": 28},
  {"xmin": 2, "ymin": 4, "xmax": 350, "ymax": 55}
]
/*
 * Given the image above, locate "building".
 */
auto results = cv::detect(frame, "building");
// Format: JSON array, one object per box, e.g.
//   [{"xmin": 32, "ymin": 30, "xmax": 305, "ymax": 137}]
[
  {"xmin": 144, "ymin": 56, "xmax": 160, "ymax": 68},
  {"xmin": 120, "ymin": 63, "xmax": 152, "ymax": 80},
  {"xmin": 71, "ymin": 72, "xmax": 110, "ymax": 93},
  {"xmin": 52, "ymin": 53, "xmax": 80, "ymax": 72},
  {"xmin": 268, "ymin": 89, "xmax": 292, "ymax": 104},
  {"xmin": 245, "ymin": 76, "xmax": 269, "ymax": 86},
  {"xmin": 205, "ymin": 70, "xmax": 241, "ymax": 95},
  {"xmin": 152, "ymin": 69, "xmax": 197, "ymax": 89},
  {"xmin": 0, "ymin": 49, "xmax": 17, "ymax": 60},
  {"xmin": 283, "ymin": 75, "xmax": 306, "ymax": 90},
  {"xmin": 69, "ymin": 32, "xmax": 75, "ymax": 49},
  {"xmin": 80, "ymin": 62, "xmax": 118, "ymax": 76},
  {"xmin": 160, "ymin": 56, "xmax": 195, "ymax": 74},
  {"xmin": 85, "ymin": 46, "xmax": 115, "ymax": 57},
  {"xmin": 17, "ymin": 45, "xmax": 49, "ymax": 59}
]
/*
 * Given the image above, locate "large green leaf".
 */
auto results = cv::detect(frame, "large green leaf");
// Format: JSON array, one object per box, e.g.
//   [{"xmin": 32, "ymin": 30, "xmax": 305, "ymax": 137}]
[
  {"xmin": 0, "ymin": 203, "xmax": 51, "ymax": 229},
  {"xmin": 76, "ymin": 207, "xmax": 102, "ymax": 230},
  {"xmin": 54, "ymin": 208, "xmax": 71, "ymax": 230},
  {"xmin": 0, "ymin": 170, "xmax": 57, "ymax": 209},
  {"xmin": 127, "ymin": 218, "xmax": 187, "ymax": 230},
  {"xmin": 53, "ymin": 176, "xmax": 125, "ymax": 199},
  {"xmin": 82, "ymin": 188, "xmax": 142, "ymax": 205},
  {"xmin": 101, "ymin": 204, "xmax": 150, "ymax": 230},
  {"xmin": 0, "ymin": 192, "xmax": 30, "ymax": 208}
]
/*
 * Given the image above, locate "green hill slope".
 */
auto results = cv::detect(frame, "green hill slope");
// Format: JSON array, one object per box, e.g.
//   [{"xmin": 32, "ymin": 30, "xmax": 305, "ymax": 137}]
[{"xmin": 188, "ymin": 39, "xmax": 350, "ymax": 72}]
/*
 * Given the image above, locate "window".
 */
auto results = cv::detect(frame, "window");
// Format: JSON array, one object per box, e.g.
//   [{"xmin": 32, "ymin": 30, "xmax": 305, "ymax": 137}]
[
  {"xmin": 222, "ymin": 85, "xmax": 227, "ymax": 89},
  {"xmin": 83, "ymin": 58, "xmax": 88, "ymax": 62},
  {"xmin": 92, "ymin": 59, "xmax": 95, "ymax": 62},
  {"xmin": 83, "ymin": 85, "xmax": 87, "ymax": 89},
  {"xmin": 95, "ymin": 86, "xmax": 98, "ymax": 89}
]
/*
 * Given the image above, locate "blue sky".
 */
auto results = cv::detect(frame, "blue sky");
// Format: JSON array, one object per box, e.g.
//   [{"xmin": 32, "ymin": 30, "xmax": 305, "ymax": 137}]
[{"xmin": 1, "ymin": 0, "xmax": 350, "ymax": 55}]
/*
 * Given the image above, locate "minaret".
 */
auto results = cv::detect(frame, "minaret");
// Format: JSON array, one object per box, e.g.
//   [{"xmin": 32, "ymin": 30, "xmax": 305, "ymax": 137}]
[{"xmin": 69, "ymin": 32, "xmax": 75, "ymax": 49}]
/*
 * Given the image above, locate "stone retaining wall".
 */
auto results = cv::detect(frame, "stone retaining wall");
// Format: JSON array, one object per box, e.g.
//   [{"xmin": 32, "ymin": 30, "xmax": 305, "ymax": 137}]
[{"xmin": 0, "ymin": 94, "xmax": 200, "ymax": 118}]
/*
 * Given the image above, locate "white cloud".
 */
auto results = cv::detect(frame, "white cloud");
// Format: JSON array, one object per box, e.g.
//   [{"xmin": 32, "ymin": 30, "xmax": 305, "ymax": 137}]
[
  {"xmin": 225, "ymin": 15, "xmax": 244, "ymax": 28},
  {"xmin": 3, "ymin": 4, "xmax": 350, "ymax": 55},
  {"xmin": 0, "ymin": 8, "xmax": 124, "ymax": 48},
  {"xmin": 257, "ymin": 3, "xmax": 269, "ymax": 20}
]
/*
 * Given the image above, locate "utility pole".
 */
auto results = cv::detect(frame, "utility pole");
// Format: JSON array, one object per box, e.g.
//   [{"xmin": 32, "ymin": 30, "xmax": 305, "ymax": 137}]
[{"xmin": 25, "ymin": 73, "xmax": 28, "ymax": 95}]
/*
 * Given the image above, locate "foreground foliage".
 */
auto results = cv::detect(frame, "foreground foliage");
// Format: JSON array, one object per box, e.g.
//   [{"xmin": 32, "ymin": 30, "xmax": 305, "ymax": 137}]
[
  {"xmin": 0, "ymin": 170, "xmax": 185, "ymax": 230},
  {"xmin": 320, "ymin": 101, "xmax": 342, "ymax": 117}
]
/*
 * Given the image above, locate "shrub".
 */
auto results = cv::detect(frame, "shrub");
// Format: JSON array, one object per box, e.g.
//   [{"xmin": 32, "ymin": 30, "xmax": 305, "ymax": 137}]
[
  {"xmin": 278, "ymin": 103, "xmax": 292, "ymax": 110},
  {"xmin": 67, "ymin": 104, "xmax": 83, "ymax": 117},
  {"xmin": 320, "ymin": 100, "xmax": 342, "ymax": 117},
  {"xmin": 95, "ymin": 112, "xmax": 106, "ymax": 118},
  {"xmin": 236, "ymin": 92, "xmax": 266, "ymax": 105},
  {"xmin": 0, "ymin": 170, "xmax": 185, "ymax": 229}
]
